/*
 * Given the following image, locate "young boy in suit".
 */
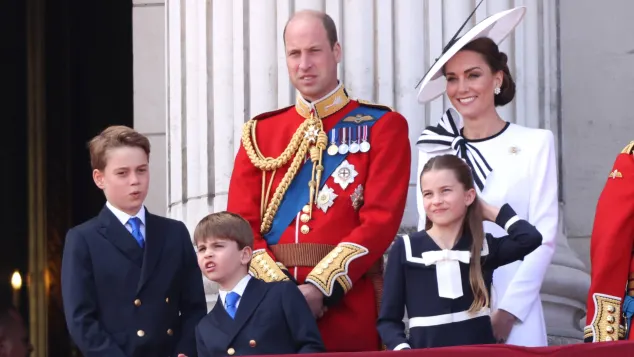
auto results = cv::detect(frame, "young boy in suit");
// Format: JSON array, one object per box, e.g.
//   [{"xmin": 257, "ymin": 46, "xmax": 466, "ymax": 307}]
[
  {"xmin": 61, "ymin": 125, "xmax": 207, "ymax": 357},
  {"xmin": 193, "ymin": 212, "xmax": 325, "ymax": 357}
]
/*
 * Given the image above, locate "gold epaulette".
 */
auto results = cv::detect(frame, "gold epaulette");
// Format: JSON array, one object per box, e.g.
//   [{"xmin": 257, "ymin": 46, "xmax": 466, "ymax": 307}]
[
  {"xmin": 250, "ymin": 105, "xmax": 294, "ymax": 121},
  {"xmin": 357, "ymin": 99, "xmax": 394, "ymax": 112},
  {"xmin": 621, "ymin": 141, "xmax": 634, "ymax": 154}
]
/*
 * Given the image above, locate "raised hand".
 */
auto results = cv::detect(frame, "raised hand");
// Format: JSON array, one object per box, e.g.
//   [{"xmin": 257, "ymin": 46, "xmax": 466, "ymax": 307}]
[{"xmin": 478, "ymin": 198, "xmax": 501, "ymax": 223}]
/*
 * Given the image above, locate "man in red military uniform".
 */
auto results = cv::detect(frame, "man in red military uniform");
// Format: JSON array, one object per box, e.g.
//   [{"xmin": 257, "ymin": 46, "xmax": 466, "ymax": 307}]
[
  {"xmin": 584, "ymin": 141, "xmax": 634, "ymax": 342},
  {"xmin": 226, "ymin": 10, "xmax": 410, "ymax": 352}
]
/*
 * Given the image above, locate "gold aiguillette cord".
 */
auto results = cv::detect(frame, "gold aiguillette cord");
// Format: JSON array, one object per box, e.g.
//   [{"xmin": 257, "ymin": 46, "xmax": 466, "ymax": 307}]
[{"xmin": 307, "ymin": 110, "xmax": 328, "ymax": 219}]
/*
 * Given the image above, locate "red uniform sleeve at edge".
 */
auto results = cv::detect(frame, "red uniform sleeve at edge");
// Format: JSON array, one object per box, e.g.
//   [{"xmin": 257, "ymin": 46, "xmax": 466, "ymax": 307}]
[{"xmin": 585, "ymin": 153, "xmax": 634, "ymax": 342}]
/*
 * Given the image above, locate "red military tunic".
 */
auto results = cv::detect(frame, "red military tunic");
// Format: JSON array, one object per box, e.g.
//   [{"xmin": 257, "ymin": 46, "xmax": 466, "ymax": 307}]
[
  {"xmin": 584, "ymin": 141, "xmax": 634, "ymax": 342},
  {"xmin": 227, "ymin": 84, "xmax": 411, "ymax": 352}
]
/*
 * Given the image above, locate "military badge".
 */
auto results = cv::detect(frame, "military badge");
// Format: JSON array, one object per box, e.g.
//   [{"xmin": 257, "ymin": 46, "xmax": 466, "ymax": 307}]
[
  {"xmin": 608, "ymin": 169, "xmax": 622, "ymax": 179},
  {"xmin": 323, "ymin": 95, "xmax": 344, "ymax": 112},
  {"xmin": 316, "ymin": 184, "xmax": 337, "ymax": 213},
  {"xmin": 304, "ymin": 125, "xmax": 319, "ymax": 143},
  {"xmin": 343, "ymin": 114, "xmax": 374, "ymax": 124},
  {"xmin": 332, "ymin": 160, "xmax": 358, "ymax": 190},
  {"xmin": 351, "ymin": 185, "xmax": 364, "ymax": 211}
]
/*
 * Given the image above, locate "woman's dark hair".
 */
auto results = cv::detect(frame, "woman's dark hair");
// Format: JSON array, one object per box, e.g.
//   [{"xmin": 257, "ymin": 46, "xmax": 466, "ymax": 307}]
[
  {"xmin": 445, "ymin": 37, "xmax": 516, "ymax": 107},
  {"xmin": 420, "ymin": 154, "xmax": 489, "ymax": 312}
]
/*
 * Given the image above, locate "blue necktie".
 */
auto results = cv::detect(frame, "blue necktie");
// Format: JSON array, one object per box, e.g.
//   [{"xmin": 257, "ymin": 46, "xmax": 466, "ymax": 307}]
[
  {"xmin": 225, "ymin": 292, "xmax": 240, "ymax": 319},
  {"xmin": 128, "ymin": 217, "xmax": 145, "ymax": 248}
]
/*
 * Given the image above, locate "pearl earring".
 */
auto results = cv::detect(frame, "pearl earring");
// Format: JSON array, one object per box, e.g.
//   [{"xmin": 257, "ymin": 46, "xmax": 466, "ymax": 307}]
[{"xmin": 494, "ymin": 87, "xmax": 501, "ymax": 95}]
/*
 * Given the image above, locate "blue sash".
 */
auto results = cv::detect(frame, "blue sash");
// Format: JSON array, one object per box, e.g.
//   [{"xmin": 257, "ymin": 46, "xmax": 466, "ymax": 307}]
[{"xmin": 263, "ymin": 106, "xmax": 388, "ymax": 245}]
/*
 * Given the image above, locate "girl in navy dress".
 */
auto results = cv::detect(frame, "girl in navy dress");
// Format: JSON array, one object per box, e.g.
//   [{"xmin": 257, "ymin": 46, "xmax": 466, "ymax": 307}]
[{"xmin": 377, "ymin": 154, "xmax": 542, "ymax": 349}]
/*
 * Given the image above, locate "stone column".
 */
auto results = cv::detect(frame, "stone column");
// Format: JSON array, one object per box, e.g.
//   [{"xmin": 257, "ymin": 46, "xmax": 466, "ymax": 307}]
[
  {"xmin": 164, "ymin": 0, "xmax": 217, "ymax": 310},
  {"xmin": 542, "ymin": 208, "xmax": 590, "ymax": 344},
  {"xmin": 132, "ymin": 0, "xmax": 167, "ymax": 214}
]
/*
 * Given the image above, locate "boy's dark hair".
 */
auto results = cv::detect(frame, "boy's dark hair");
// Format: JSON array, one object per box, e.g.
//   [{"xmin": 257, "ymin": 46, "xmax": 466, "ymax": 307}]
[
  {"xmin": 193, "ymin": 211, "xmax": 254, "ymax": 249},
  {"xmin": 88, "ymin": 125, "xmax": 151, "ymax": 171}
]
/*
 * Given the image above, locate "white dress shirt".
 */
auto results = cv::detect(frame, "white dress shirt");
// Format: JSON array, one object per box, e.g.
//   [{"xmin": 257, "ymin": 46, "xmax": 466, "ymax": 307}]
[
  {"xmin": 219, "ymin": 274, "xmax": 251, "ymax": 310},
  {"xmin": 106, "ymin": 201, "xmax": 147, "ymax": 238}
]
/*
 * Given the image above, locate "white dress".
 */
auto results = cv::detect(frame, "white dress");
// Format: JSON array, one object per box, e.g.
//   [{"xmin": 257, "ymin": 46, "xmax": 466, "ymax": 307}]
[{"xmin": 415, "ymin": 109, "xmax": 559, "ymax": 347}]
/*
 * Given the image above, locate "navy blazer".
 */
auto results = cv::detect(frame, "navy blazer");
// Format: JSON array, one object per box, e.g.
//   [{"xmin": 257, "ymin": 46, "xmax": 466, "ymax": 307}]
[
  {"xmin": 61, "ymin": 206, "xmax": 207, "ymax": 357},
  {"xmin": 195, "ymin": 278, "xmax": 325, "ymax": 356}
]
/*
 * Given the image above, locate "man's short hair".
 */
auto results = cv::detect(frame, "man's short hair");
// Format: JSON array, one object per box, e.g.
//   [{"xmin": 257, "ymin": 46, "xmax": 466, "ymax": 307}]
[
  {"xmin": 283, "ymin": 11, "xmax": 338, "ymax": 48},
  {"xmin": 87, "ymin": 125, "xmax": 151, "ymax": 171},
  {"xmin": 193, "ymin": 211, "xmax": 254, "ymax": 249}
]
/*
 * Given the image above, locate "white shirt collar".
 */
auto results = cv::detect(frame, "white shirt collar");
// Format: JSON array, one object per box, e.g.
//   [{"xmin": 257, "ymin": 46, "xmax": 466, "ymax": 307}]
[
  {"xmin": 219, "ymin": 274, "xmax": 251, "ymax": 306},
  {"xmin": 106, "ymin": 201, "xmax": 146, "ymax": 227}
]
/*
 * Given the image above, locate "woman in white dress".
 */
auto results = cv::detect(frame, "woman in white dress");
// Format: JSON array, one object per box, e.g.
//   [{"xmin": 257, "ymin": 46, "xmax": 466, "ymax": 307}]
[{"xmin": 414, "ymin": 6, "xmax": 558, "ymax": 347}]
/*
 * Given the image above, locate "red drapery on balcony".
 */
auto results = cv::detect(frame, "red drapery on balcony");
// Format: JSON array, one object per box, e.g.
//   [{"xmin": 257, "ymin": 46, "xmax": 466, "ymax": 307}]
[{"xmin": 261, "ymin": 341, "xmax": 634, "ymax": 356}]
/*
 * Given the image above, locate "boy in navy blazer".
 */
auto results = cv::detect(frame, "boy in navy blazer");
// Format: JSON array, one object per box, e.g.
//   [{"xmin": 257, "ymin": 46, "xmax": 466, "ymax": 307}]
[
  {"xmin": 61, "ymin": 125, "xmax": 207, "ymax": 357},
  {"xmin": 192, "ymin": 212, "xmax": 325, "ymax": 357}
]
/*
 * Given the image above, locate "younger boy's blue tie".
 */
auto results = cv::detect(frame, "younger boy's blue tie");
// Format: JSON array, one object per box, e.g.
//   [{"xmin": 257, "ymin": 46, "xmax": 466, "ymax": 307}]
[
  {"xmin": 128, "ymin": 217, "xmax": 145, "ymax": 248},
  {"xmin": 225, "ymin": 292, "xmax": 240, "ymax": 319}
]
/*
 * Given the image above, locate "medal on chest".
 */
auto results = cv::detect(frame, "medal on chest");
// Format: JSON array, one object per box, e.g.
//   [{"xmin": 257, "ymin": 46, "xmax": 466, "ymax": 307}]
[
  {"xmin": 332, "ymin": 160, "xmax": 358, "ymax": 190},
  {"xmin": 349, "ymin": 127, "xmax": 360, "ymax": 154},
  {"xmin": 327, "ymin": 128, "xmax": 339, "ymax": 156},
  {"xmin": 316, "ymin": 184, "xmax": 337, "ymax": 213},
  {"xmin": 360, "ymin": 125, "xmax": 371, "ymax": 153},
  {"xmin": 338, "ymin": 126, "xmax": 349, "ymax": 155},
  {"xmin": 350, "ymin": 184, "xmax": 364, "ymax": 211}
]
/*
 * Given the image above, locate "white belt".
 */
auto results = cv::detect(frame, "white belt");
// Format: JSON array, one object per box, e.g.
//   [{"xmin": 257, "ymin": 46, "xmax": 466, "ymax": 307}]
[{"xmin": 409, "ymin": 307, "xmax": 490, "ymax": 328}]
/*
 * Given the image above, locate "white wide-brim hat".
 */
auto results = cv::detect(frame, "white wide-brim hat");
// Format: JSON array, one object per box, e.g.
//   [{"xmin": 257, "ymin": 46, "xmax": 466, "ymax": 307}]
[{"xmin": 416, "ymin": 6, "xmax": 527, "ymax": 104}]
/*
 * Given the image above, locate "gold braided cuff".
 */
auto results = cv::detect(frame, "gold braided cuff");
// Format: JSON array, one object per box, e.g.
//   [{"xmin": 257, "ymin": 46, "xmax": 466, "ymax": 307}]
[
  {"xmin": 584, "ymin": 324, "xmax": 626, "ymax": 341},
  {"xmin": 583, "ymin": 326, "xmax": 591, "ymax": 341},
  {"xmin": 249, "ymin": 249, "xmax": 290, "ymax": 283},
  {"xmin": 305, "ymin": 243, "xmax": 369, "ymax": 296},
  {"xmin": 587, "ymin": 293, "xmax": 622, "ymax": 342}
]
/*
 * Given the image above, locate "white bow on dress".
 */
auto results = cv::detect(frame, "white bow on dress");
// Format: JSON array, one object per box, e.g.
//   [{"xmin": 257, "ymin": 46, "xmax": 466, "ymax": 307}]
[{"xmin": 421, "ymin": 249, "xmax": 471, "ymax": 299}]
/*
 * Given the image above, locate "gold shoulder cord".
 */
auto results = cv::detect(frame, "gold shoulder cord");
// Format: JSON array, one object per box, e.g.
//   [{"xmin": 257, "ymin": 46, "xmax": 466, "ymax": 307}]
[
  {"xmin": 250, "ymin": 121, "xmax": 278, "ymax": 219},
  {"xmin": 242, "ymin": 111, "xmax": 327, "ymax": 234}
]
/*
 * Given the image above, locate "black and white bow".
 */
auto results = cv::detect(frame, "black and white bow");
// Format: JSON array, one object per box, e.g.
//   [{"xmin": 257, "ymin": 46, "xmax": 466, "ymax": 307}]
[{"xmin": 416, "ymin": 108, "xmax": 493, "ymax": 192}]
